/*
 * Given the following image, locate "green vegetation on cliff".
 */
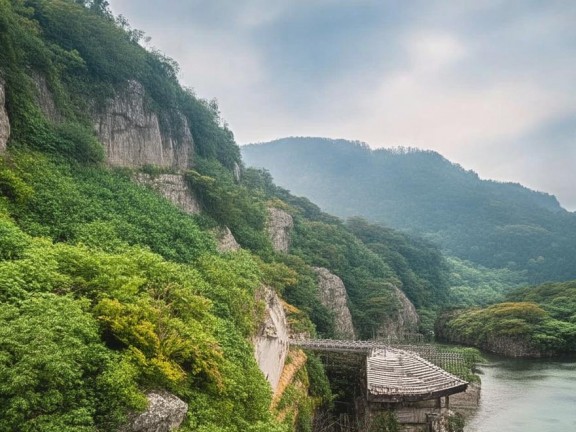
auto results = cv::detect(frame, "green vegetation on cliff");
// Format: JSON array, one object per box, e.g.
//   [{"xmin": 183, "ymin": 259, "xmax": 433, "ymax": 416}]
[{"xmin": 0, "ymin": 151, "xmax": 288, "ymax": 431}]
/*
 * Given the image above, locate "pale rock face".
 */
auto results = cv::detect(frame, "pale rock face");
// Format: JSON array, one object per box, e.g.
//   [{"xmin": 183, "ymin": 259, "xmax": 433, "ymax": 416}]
[
  {"xmin": 215, "ymin": 226, "xmax": 241, "ymax": 252},
  {"xmin": 134, "ymin": 173, "xmax": 201, "ymax": 215},
  {"xmin": 123, "ymin": 392, "xmax": 187, "ymax": 432},
  {"xmin": 313, "ymin": 267, "xmax": 356, "ymax": 339},
  {"xmin": 232, "ymin": 161, "xmax": 241, "ymax": 182},
  {"xmin": 94, "ymin": 81, "xmax": 192, "ymax": 169},
  {"xmin": 377, "ymin": 284, "xmax": 419, "ymax": 341},
  {"xmin": 266, "ymin": 207, "xmax": 293, "ymax": 253},
  {"xmin": 31, "ymin": 72, "xmax": 61, "ymax": 123},
  {"xmin": 253, "ymin": 285, "xmax": 290, "ymax": 391},
  {"xmin": 0, "ymin": 79, "xmax": 10, "ymax": 151}
]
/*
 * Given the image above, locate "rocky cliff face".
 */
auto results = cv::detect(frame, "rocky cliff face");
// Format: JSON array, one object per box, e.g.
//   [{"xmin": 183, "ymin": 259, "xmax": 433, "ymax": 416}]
[
  {"xmin": 266, "ymin": 207, "xmax": 293, "ymax": 253},
  {"xmin": 0, "ymin": 79, "xmax": 9, "ymax": 151},
  {"xmin": 122, "ymin": 392, "xmax": 187, "ymax": 432},
  {"xmin": 377, "ymin": 284, "xmax": 419, "ymax": 341},
  {"xmin": 31, "ymin": 72, "xmax": 61, "ymax": 123},
  {"xmin": 253, "ymin": 285, "xmax": 290, "ymax": 392},
  {"xmin": 313, "ymin": 267, "xmax": 356, "ymax": 339},
  {"xmin": 215, "ymin": 226, "xmax": 241, "ymax": 253},
  {"xmin": 481, "ymin": 335, "xmax": 542, "ymax": 357},
  {"xmin": 94, "ymin": 81, "xmax": 192, "ymax": 169},
  {"xmin": 134, "ymin": 173, "xmax": 200, "ymax": 215}
]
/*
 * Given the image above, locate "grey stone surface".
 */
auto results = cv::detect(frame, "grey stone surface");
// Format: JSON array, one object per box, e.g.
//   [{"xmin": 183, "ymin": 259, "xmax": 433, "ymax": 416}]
[
  {"xmin": 94, "ymin": 81, "xmax": 192, "ymax": 169},
  {"xmin": 0, "ymin": 79, "xmax": 10, "ymax": 151},
  {"xmin": 313, "ymin": 267, "xmax": 356, "ymax": 339},
  {"xmin": 31, "ymin": 72, "xmax": 61, "ymax": 123},
  {"xmin": 215, "ymin": 226, "xmax": 241, "ymax": 252},
  {"xmin": 377, "ymin": 284, "xmax": 419, "ymax": 341},
  {"xmin": 266, "ymin": 207, "xmax": 293, "ymax": 253},
  {"xmin": 134, "ymin": 173, "xmax": 201, "ymax": 215},
  {"xmin": 125, "ymin": 392, "xmax": 187, "ymax": 432},
  {"xmin": 253, "ymin": 285, "xmax": 290, "ymax": 391}
]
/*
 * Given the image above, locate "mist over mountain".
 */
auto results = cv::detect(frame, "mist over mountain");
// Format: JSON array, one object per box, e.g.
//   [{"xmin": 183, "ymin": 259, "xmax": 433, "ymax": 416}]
[{"xmin": 242, "ymin": 137, "xmax": 576, "ymax": 283}]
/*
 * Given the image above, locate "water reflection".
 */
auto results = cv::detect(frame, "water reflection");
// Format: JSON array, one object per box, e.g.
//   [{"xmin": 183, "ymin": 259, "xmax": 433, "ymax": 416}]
[{"xmin": 466, "ymin": 355, "xmax": 576, "ymax": 432}]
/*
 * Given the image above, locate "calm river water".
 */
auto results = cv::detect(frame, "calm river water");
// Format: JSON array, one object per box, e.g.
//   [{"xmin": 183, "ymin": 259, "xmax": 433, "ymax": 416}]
[{"xmin": 466, "ymin": 355, "xmax": 576, "ymax": 431}]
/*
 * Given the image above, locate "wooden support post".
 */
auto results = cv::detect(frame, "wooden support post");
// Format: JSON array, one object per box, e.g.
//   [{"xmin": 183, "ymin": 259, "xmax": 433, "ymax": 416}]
[{"xmin": 445, "ymin": 396, "xmax": 450, "ymax": 410}]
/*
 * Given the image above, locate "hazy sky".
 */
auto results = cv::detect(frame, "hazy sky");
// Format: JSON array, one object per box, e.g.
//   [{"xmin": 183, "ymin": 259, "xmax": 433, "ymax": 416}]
[{"xmin": 110, "ymin": 0, "xmax": 576, "ymax": 210}]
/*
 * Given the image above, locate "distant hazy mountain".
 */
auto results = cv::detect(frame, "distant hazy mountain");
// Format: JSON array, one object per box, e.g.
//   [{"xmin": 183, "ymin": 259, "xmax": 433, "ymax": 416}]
[{"xmin": 242, "ymin": 137, "xmax": 576, "ymax": 283}]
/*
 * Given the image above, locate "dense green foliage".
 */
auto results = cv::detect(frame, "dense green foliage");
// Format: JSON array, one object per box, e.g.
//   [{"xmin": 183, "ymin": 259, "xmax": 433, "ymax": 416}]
[
  {"xmin": 0, "ymin": 156, "xmax": 289, "ymax": 430},
  {"xmin": 447, "ymin": 257, "xmax": 527, "ymax": 307},
  {"xmin": 2, "ymin": 152, "xmax": 214, "ymax": 261},
  {"xmin": 346, "ymin": 217, "xmax": 449, "ymax": 308},
  {"xmin": 242, "ymin": 137, "xmax": 576, "ymax": 284},
  {"xmin": 438, "ymin": 281, "xmax": 576, "ymax": 355}
]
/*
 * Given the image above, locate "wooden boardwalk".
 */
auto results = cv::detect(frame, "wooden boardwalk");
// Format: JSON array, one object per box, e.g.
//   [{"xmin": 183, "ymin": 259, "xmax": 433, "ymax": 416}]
[{"xmin": 290, "ymin": 339, "xmax": 468, "ymax": 403}]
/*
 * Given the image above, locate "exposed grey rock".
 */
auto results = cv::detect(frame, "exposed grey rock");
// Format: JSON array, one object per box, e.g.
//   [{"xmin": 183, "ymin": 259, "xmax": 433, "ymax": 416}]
[
  {"xmin": 134, "ymin": 173, "xmax": 200, "ymax": 215},
  {"xmin": 123, "ymin": 392, "xmax": 187, "ymax": 432},
  {"xmin": 266, "ymin": 207, "xmax": 293, "ymax": 253},
  {"xmin": 94, "ymin": 81, "xmax": 192, "ymax": 169},
  {"xmin": 377, "ymin": 284, "xmax": 419, "ymax": 342},
  {"xmin": 313, "ymin": 267, "xmax": 356, "ymax": 339},
  {"xmin": 232, "ymin": 161, "xmax": 241, "ymax": 182},
  {"xmin": 483, "ymin": 335, "xmax": 542, "ymax": 357},
  {"xmin": 0, "ymin": 78, "xmax": 10, "ymax": 151},
  {"xmin": 31, "ymin": 72, "xmax": 61, "ymax": 123},
  {"xmin": 215, "ymin": 226, "xmax": 241, "ymax": 252},
  {"xmin": 449, "ymin": 382, "xmax": 480, "ymax": 416},
  {"xmin": 253, "ymin": 285, "xmax": 290, "ymax": 391}
]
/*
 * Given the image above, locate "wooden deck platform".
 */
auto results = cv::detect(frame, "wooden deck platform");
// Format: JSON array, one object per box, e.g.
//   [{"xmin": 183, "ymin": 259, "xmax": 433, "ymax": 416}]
[{"xmin": 291, "ymin": 339, "xmax": 468, "ymax": 403}]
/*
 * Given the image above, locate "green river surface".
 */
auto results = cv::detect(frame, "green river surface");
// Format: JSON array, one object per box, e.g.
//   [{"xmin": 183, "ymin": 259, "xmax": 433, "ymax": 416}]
[{"xmin": 466, "ymin": 355, "xmax": 576, "ymax": 431}]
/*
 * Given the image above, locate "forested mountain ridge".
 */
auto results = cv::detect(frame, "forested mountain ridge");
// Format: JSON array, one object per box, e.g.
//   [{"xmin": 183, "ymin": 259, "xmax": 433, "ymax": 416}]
[
  {"xmin": 0, "ymin": 1, "xmax": 456, "ymax": 430},
  {"xmin": 242, "ymin": 137, "xmax": 576, "ymax": 283}
]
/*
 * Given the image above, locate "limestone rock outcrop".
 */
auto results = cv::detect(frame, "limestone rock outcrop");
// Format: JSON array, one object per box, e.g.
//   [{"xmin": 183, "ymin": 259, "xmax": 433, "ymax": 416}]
[
  {"xmin": 215, "ymin": 226, "xmax": 241, "ymax": 253},
  {"xmin": 31, "ymin": 72, "xmax": 61, "ymax": 123},
  {"xmin": 266, "ymin": 207, "xmax": 293, "ymax": 253},
  {"xmin": 94, "ymin": 81, "xmax": 192, "ymax": 169},
  {"xmin": 0, "ymin": 79, "xmax": 9, "ymax": 151},
  {"xmin": 253, "ymin": 285, "xmax": 290, "ymax": 391},
  {"xmin": 123, "ymin": 392, "xmax": 187, "ymax": 432},
  {"xmin": 377, "ymin": 284, "xmax": 419, "ymax": 342},
  {"xmin": 134, "ymin": 173, "xmax": 200, "ymax": 215},
  {"xmin": 313, "ymin": 267, "xmax": 356, "ymax": 339}
]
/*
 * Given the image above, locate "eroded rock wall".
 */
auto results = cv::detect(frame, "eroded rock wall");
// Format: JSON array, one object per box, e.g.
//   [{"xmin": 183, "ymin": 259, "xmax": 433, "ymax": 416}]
[
  {"xmin": 313, "ymin": 267, "xmax": 356, "ymax": 339},
  {"xmin": 94, "ymin": 81, "xmax": 192, "ymax": 169},
  {"xmin": 253, "ymin": 285, "xmax": 290, "ymax": 391},
  {"xmin": 0, "ymin": 79, "xmax": 10, "ymax": 151},
  {"xmin": 266, "ymin": 207, "xmax": 293, "ymax": 253},
  {"xmin": 134, "ymin": 173, "xmax": 200, "ymax": 215},
  {"xmin": 122, "ymin": 392, "xmax": 187, "ymax": 432},
  {"xmin": 215, "ymin": 226, "xmax": 241, "ymax": 253},
  {"xmin": 377, "ymin": 284, "xmax": 419, "ymax": 341},
  {"xmin": 31, "ymin": 72, "xmax": 61, "ymax": 123}
]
